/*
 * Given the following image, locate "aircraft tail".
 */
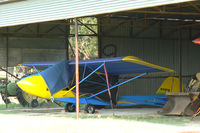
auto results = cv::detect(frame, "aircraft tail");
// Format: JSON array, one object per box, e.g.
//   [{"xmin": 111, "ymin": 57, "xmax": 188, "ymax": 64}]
[{"xmin": 156, "ymin": 77, "xmax": 183, "ymax": 94}]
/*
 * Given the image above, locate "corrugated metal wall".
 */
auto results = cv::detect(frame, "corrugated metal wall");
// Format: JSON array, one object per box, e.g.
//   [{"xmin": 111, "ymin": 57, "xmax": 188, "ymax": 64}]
[
  {"xmin": 100, "ymin": 17, "xmax": 200, "ymax": 96},
  {"xmin": 0, "ymin": 23, "xmax": 67, "ymax": 67}
]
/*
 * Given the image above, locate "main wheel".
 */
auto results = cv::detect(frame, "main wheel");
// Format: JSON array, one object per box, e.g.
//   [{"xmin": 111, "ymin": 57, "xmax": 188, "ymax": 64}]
[
  {"xmin": 31, "ymin": 99, "xmax": 39, "ymax": 108},
  {"xmin": 65, "ymin": 103, "xmax": 76, "ymax": 112},
  {"xmin": 85, "ymin": 104, "xmax": 95, "ymax": 114}
]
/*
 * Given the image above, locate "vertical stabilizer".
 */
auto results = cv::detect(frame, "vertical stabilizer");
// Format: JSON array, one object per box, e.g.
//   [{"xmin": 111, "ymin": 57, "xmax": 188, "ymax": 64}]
[{"xmin": 156, "ymin": 77, "xmax": 183, "ymax": 94}]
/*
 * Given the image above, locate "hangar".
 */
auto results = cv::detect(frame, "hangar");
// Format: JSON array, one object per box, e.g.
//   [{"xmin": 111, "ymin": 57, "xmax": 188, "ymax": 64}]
[{"xmin": 0, "ymin": 0, "xmax": 200, "ymax": 115}]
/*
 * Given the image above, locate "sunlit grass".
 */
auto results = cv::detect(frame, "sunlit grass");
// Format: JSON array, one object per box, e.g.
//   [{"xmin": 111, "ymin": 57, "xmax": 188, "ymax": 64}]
[
  {"xmin": 0, "ymin": 103, "xmax": 198, "ymax": 126},
  {"xmin": 0, "ymin": 103, "xmax": 22, "ymax": 109}
]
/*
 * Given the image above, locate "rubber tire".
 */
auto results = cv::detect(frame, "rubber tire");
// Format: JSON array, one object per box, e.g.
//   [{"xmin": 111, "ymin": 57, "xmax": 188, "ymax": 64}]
[
  {"xmin": 31, "ymin": 99, "xmax": 39, "ymax": 108},
  {"xmin": 85, "ymin": 104, "xmax": 95, "ymax": 114},
  {"xmin": 16, "ymin": 87, "xmax": 29, "ymax": 107},
  {"xmin": 65, "ymin": 103, "xmax": 76, "ymax": 112}
]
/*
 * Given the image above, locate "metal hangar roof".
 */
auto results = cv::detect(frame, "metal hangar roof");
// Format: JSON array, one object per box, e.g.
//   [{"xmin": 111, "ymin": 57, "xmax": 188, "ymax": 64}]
[{"xmin": 0, "ymin": 0, "xmax": 194, "ymax": 27}]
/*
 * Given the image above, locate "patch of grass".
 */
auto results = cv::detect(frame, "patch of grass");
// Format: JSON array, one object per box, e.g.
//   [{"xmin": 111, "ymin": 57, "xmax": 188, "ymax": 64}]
[
  {"xmin": 112, "ymin": 115, "xmax": 191, "ymax": 126},
  {"xmin": 0, "ymin": 104, "xmax": 23, "ymax": 110},
  {"xmin": 0, "ymin": 104, "xmax": 197, "ymax": 127},
  {"xmin": 76, "ymin": 114, "xmax": 192, "ymax": 126}
]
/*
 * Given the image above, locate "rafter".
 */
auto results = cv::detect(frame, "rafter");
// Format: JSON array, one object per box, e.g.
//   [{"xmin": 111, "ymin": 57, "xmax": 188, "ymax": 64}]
[
  {"xmin": 44, "ymin": 24, "xmax": 60, "ymax": 33},
  {"xmin": 102, "ymin": 19, "xmax": 128, "ymax": 36},
  {"xmin": 133, "ymin": 20, "xmax": 160, "ymax": 38},
  {"xmin": 189, "ymin": 2, "xmax": 200, "ymax": 12},
  {"xmin": 131, "ymin": 10, "xmax": 200, "ymax": 16}
]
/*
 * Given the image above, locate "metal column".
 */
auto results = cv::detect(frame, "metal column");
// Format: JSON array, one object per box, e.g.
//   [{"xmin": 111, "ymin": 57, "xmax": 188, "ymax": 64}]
[
  {"xmin": 178, "ymin": 28, "xmax": 183, "ymax": 92},
  {"xmin": 97, "ymin": 17, "xmax": 102, "ymax": 58},
  {"xmin": 65, "ymin": 20, "xmax": 70, "ymax": 60}
]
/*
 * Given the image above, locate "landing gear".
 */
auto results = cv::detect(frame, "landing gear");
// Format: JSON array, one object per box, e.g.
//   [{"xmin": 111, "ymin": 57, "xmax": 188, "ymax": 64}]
[
  {"xmin": 31, "ymin": 99, "xmax": 38, "ymax": 108},
  {"xmin": 65, "ymin": 103, "xmax": 76, "ymax": 112},
  {"xmin": 85, "ymin": 104, "xmax": 95, "ymax": 114}
]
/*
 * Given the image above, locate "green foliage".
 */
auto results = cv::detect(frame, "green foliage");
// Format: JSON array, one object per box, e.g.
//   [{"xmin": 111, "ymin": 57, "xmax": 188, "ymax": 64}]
[{"xmin": 69, "ymin": 17, "xmax": 98, "ymax": 60}]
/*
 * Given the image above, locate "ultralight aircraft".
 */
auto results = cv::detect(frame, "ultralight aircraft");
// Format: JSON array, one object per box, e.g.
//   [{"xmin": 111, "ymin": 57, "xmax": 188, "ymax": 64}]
[{"xmin": 17, "ymin": 56, "xmax": 181, "ymax": 113}]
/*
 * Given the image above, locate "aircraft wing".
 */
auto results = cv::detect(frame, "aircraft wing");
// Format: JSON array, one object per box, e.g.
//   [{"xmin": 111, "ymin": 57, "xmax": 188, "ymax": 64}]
[
  {"xmin": 69, "ymin": 56, "xmax": 175, "ymax": 74},
  {"xmin": 21, "ymin": 61, "xmax": 58, "ymax": 66},
  {"xmin": 21, "ymin": 56, "xmax": 174, "ymax": 75}
]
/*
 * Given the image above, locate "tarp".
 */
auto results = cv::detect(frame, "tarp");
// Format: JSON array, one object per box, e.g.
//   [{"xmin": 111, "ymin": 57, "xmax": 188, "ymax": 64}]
[{"xmin": 40, "ymin": 59, "xmax": 74, "ymax": 95}]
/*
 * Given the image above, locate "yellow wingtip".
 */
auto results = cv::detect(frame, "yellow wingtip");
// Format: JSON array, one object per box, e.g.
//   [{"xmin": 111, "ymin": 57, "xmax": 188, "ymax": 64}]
[{"xmin": 123, "ymin": 56, "xmax": 175, "ymax": 73}]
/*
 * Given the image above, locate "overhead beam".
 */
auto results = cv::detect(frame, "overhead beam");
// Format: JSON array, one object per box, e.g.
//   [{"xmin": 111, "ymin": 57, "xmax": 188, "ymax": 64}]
[
  {"xmin": 189, "ymin": 2, "xmax": 200, "ymax": 12},
  {"xmin": 133, "ymin": 21, "xmax": 160, "ymax": 38},
  {"xmin": 130, "ymin": 10, "xmax": 200, "ymax": 16},
  {"xmin": 102, "ymin": 20, "xmax": 128, "ymax": 36}
]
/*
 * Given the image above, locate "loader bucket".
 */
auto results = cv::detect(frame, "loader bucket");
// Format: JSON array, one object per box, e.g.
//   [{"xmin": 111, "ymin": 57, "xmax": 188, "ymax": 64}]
[
  {"xmin": 184, "ymin": 93, "xmax": 200, "ymax": 116},
  {"xmin": 158, "ymin": 92, "xmax": 191, "ymax": 115}
]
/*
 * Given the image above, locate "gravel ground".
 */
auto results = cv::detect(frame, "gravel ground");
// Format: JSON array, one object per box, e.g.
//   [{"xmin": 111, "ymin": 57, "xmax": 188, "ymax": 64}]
[{"xmin": 0, "ymin": 107, "xmax": 200, "ymax": 133}]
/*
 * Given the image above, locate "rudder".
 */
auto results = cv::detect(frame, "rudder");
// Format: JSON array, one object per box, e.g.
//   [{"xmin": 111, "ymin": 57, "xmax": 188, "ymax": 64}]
[{"xmin": 156, "ymin": 77, "xmax": 183, "ymax": 94}]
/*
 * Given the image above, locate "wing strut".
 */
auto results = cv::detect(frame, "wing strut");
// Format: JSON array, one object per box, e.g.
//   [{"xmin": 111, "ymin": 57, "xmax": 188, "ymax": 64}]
[
  {"xmin": 87, "ymin": 72, "xmax": 147, "ymax": 99},
  {"xmin": 104, "ymin": 63, "xmax": 114, "ymax": 109}
]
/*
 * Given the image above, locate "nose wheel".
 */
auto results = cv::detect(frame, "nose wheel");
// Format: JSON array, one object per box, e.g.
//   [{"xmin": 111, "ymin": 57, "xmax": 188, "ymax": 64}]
[{"xmin": 85, "ymin": 104, "xmax": 95, "ymax": 114}]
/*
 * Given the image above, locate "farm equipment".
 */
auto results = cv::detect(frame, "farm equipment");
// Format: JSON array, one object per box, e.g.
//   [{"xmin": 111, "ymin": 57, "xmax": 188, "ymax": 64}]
[
  {"xmin": 0, "ymin": 66, "xmax": 46, "ymax": 107},
  {"xmin": 158, "ymin": 73, "xmax": 200, "ymax": 116},
  {"xmin": 0, "ymin": 79, "xmax": 17, "ymax": 104}
]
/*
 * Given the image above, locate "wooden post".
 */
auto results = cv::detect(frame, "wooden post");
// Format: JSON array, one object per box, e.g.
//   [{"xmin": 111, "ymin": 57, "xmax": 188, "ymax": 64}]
[
  {"xmin": 5, "ymin": 27, "xmax": 9, "ymax": 108},
  {"xmin": 75, "ymin": 18, "xmax": 79, "ymax": 119}
]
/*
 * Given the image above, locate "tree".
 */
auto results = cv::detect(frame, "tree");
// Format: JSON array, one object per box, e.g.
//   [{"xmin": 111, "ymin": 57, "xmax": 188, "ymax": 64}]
[{"xmin": 69, "ymin": 17, "xmax": 98, "ymax": 60}]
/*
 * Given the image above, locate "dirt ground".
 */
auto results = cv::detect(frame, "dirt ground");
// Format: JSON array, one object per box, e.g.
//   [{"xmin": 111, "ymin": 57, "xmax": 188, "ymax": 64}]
[{"xmin": 0, "ymin": 107, "xmax": 200, "ymax": 133}]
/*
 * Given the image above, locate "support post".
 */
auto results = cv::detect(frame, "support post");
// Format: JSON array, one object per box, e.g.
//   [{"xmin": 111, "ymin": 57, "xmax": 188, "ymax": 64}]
[
  {"xmin": 5, "ymin": 27, "xmax": 9, "ymax": 108},
  {"xmin": 178, "ymin": 28, "xmax": 183, "ymax": 92},
  {"xmin": 75, "ymin": 18, "xmax": 79, "ymax": 119},
  {"xmin": 65, "ymin": 20, "xmax": 70, "ymax": 60},
  {"xmin": 97, "ymin": 17, "xmax": 102, "ymax": 58}
]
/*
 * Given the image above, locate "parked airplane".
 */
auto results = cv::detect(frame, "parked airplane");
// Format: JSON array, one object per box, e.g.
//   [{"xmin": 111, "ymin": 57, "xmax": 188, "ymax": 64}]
[{"xmin": 17, "ymin": 56, "xmax": 181, "ymax": 113}]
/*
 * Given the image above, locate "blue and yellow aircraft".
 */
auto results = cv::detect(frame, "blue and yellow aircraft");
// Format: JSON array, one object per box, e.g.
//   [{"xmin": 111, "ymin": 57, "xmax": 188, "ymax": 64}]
[{"xmin": 17, "ymin": 56, "xmax": 182, "ymax": 113}]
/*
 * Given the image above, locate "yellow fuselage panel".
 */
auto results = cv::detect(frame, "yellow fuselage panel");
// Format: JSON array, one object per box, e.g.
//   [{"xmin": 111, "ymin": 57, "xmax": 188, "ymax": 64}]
[{"xmin": 17, "ymin": 74, "xmax": 75, "ymax": 99}]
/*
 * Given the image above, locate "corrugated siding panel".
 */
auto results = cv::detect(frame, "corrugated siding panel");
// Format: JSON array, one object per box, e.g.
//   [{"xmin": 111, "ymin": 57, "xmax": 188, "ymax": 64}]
[
  {"xmin": 0, "ymin": 35, "xmax": 66, "ymax": 67},
  {"xmin": 0, "ymin": 47, "xmax": 66, "ymax": 67},
  {"xmin": 100, "ymin": 18, "xmax": 200, "ymax": 96},
  {"xmin": 0, "ymin": 0, "xmax": 193, "ymax": 27}
]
